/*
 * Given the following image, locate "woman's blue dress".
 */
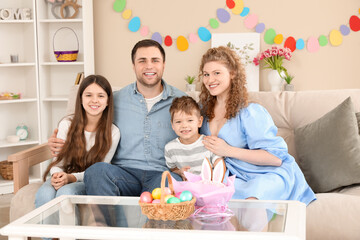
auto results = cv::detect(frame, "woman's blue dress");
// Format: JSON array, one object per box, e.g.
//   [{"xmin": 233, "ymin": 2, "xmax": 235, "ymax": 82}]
[{"xmin": 200, "ymin": 103, "xmax": 316, "ymax": 205}]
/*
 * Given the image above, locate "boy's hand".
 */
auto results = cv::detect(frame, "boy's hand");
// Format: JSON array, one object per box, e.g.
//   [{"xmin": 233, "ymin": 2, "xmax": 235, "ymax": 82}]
[
  {"xmin": 48, "ymin": 128, "xmax": 65, "ymax": 157},
  {"xmin": 171, "ymin": 166, "xmax": 190, "ymax": 181}
]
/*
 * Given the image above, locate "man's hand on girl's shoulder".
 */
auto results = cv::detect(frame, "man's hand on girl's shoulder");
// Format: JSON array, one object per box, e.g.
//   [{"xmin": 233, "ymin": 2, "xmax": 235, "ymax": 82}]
[{"xmin": 48, "ymin": 128, "xmax": 65, "ymax": 157}]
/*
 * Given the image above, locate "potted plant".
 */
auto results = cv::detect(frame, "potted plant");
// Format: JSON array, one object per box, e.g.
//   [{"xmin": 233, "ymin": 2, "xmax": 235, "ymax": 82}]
[
  {"xmin": 283, "ymin": 71, "xmax": 295, "ymax": 91},
  {"xmin": 185, "ymin": 75, "xmax": 196, "ymax": 92},
  {"xmin": 253, "ymin": 46, "xmax": 292, "ymax": 92}
]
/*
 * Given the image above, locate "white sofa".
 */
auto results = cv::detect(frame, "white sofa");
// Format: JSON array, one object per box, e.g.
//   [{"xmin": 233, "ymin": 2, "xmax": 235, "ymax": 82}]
[{"xmin": 9, "ymin": 88, "xmax": 360, "ymax": 240}]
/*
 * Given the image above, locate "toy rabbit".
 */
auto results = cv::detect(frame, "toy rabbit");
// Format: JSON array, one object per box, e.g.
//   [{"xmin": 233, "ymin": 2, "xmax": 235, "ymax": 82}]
[{"xmin": 200, "ymin": 157, "xmax": 226, "ymax": 186}]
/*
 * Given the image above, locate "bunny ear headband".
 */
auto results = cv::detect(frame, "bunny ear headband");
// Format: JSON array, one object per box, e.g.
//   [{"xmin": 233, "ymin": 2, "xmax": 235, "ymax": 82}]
[{"xmin": 201, "ymin": 157, "xmax": 226, "ymax": 184}]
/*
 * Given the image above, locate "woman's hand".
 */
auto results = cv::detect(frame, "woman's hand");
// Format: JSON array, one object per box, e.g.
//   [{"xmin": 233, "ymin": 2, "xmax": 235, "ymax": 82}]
[
  {"xmin": 203, "ymin": 136, "xmax": 230, "ymax": 157},
  {"xmin": 51, "ymin": 172, "xmax": 68, "ymax": 190},
  {"xmin": 48, "ymin": 128, "xmax": 65, "ymax": 157}
]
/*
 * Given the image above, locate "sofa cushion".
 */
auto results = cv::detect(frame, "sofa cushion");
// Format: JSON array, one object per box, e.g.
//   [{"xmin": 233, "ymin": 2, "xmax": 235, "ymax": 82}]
[
  {"xmin": 294, "ymin": 97, "xmax": 360, "ymax": 193},
  {"xmin": 306, "ymin": 193, "xmax": 360, "ymax": 240},
  {"xmin": 10, "ymin": 182, "xmax": 42, "ymax": 221}
]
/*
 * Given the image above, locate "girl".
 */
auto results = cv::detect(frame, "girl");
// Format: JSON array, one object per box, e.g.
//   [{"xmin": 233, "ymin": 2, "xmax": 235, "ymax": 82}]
[
  {"xmin": 35, "ymin": 75, "xmax": 120, "ymax": 208},
  {"xmin": 198, "ymin": 46, "xmax": 316, "ymax": 205}
]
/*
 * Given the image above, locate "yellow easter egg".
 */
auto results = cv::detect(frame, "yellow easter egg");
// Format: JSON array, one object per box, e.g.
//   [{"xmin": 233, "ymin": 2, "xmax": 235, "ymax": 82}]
[
  {"xmin": 231, "ymin": 0, "xmax": 244, "ymax": 15},
  {"xmin": 122, "ymin": 9, "xmax": 132, "ymax": 19},
  {"xmin": 329, "ymin": 29, "xmax": 342, "ymax": 46},
  {"xmin": 274, "ymin": 34, "xmax": 284, "ymax": 44},
  {"xmin": 176, "ymin": 36, "xmax": 189, "ymax": 51},
  {"xmin": 151, "ymin": 188, "xmax": 162, "ymax": 199}
]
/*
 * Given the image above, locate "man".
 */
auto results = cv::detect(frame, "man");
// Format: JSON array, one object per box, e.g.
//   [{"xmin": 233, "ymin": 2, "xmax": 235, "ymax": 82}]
[{"xmin": 48, "ymin": 39, "xmax": 186, "ymax": 198}]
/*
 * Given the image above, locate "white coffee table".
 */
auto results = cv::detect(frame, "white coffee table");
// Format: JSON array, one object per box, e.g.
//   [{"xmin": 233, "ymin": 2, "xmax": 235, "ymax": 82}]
[{"xmin": 0, "ymin": 195, "xmax": 305, "ymax": 240}]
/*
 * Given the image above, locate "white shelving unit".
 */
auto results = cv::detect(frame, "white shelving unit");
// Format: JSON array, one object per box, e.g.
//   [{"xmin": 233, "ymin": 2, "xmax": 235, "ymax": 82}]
[{"xmin": 0, "ymin": 0, "xmax": 94, "ymax": 194}]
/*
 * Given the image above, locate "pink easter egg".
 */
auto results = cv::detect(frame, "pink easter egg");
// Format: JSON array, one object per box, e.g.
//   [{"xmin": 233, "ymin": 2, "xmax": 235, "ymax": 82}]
[
  {"xmin": 189, "ymin": 33, "xmax": 198, "ymax": 43},
  {"xmin": 163, "ymin": 187, "xmax": 172, "ymax": 196},
  {"xmin": 139, "ymin": 191, "xmax": 153, "ymax": 203},
  {"xmin": 152, "ymin": 199, "xmax": 161, "ymax": 203},
  {"xmin": 175, "ymin": 192, "xmax": 182, "ymax": 198},
  {"xmin": 140, "ymin": 26, "xmax": 149, "ymax": 37}
]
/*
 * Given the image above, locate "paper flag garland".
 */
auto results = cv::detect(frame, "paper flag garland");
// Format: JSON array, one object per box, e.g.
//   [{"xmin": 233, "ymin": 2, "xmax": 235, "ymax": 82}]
[{"xmin": 112, "ymin": 0, "xmax": 359, "ymax": 53}]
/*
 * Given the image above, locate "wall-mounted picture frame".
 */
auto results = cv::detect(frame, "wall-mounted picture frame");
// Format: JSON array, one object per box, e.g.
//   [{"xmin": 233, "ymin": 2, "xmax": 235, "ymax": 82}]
[{"xmin": 211, "ymin": 33, "xmax": 260, "ymax": 92}]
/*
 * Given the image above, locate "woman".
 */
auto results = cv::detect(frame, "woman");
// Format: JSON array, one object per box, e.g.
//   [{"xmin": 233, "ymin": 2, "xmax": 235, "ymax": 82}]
[{"xmin": 198, "ymin": 46, "xmax": 315, "ymax": 205}]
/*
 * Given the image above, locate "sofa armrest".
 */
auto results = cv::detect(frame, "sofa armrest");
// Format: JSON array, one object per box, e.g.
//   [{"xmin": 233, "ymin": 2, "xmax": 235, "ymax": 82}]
[{"xmin": 8, "ymin": 143, "xmax": 52, "ymax": 193}]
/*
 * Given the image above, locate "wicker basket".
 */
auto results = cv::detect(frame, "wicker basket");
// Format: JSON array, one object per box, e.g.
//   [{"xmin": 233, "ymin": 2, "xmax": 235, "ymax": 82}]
[
  {"xmin": 139, "ymin": 171, "xmax": 196, "ymax": 221},
  {"xmin": 0, "ymin": 161, "xmax": 13, "ymax": 180},
  {"xmin": 53, "ymin": 27, "xmax": 79, "ymax": 62}
]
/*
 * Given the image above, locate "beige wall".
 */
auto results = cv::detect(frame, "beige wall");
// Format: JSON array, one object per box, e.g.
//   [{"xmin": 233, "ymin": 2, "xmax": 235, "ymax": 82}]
[{"xmin": 93, "ymin": 0, "xmax": 360, "ymax": 92}]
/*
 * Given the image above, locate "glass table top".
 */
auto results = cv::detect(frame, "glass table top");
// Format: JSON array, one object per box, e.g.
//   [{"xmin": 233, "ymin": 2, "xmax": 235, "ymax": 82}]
[{"xmin": 24, "ymin": 195, "xmax": 288, "ymax": 233}]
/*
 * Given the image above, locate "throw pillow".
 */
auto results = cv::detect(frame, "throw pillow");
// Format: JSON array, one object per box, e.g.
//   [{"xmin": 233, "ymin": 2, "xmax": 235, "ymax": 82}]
[{"xmin": 294, "ymin": 97, "xmax": 360, "ymax": 193}]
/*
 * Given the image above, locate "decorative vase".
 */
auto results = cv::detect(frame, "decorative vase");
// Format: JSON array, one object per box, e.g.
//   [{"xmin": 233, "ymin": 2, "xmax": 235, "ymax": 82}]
[
  {"xmin": 186, "ymin": 83, "xmax": 196, "ymax": 92},
  {"xmin": 284, "ymin": 83, "xmax": 294, "ymax": 91},
  {"xmin": 267, "ymin": 70, "xmax": 284, "ymax": 92}
]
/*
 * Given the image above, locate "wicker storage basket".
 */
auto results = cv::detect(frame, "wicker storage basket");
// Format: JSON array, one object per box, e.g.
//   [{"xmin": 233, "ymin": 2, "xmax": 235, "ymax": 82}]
[
  {"xmin": 53, "ymin": 27, "xmax": 79, "ymax": 62},
  {"xmin": 139, "ymin": 171, "xmax": 196, "ymax": 221},
  {"xmin": 0, "ymin": 160, "xmax": 13, "ymax": 180}
]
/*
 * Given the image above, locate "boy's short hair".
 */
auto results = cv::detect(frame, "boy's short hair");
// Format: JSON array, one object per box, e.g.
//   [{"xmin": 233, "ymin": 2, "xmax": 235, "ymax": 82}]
[{"xmin": 170, "ymin": 96, "xmax": 201, "ymax": 121}]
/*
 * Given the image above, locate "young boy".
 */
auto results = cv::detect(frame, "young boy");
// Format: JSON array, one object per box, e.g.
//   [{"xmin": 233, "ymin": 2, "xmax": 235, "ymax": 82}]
[{"xmin": 165, "ymin": 96, "xmax": 224, "ymax": 180}]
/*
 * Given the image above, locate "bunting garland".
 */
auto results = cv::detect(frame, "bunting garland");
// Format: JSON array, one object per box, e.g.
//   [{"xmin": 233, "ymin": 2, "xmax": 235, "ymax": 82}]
[{"xmin": 113, "ymin": 0, "xmax": 360, "ymax": 53}]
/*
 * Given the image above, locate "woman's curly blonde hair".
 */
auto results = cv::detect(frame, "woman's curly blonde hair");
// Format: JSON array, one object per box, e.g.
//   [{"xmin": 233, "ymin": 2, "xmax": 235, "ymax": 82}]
[{"xmin": 199, "ymin": 46, "xmax": 248, "ymax": 120}]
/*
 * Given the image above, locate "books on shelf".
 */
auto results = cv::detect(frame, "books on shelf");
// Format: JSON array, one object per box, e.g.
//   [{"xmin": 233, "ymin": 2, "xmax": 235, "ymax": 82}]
[{"xmin": 75, "ymin": 72, "xmax": 84, "ymax": 85}]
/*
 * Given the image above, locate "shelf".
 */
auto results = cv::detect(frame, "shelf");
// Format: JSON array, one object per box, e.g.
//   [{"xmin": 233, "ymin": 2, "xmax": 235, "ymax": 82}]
[
  {"xmin": 0, "ymin": 98, "xmax": 37, "ymax": 104},
  {"xmin": 0, "ymin": 176, "xmax": 42, "ymax": 194},
  {"xmin": 43, "ymin": 96, "xmax": 69, "ymax": 102},
  {"xmin": 0, "ymin": 63, "xmax": 36, "ymax": 67},
  {"xmin": 39, "ymin": 19, "xmax": 83, "ymax": 23},
  {"xmin": 0, "ymin": 20, "xmax": 34, "ymax": 24},
  {"xmin": 41, "ymin": 61, "xmax": 84, "ymax": 66},
  {"xmin": 0, "ymin": 139, "xmax": 39, "ymax": 148}
]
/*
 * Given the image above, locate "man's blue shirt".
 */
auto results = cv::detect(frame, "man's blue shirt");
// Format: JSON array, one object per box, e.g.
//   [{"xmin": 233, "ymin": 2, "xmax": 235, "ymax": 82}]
[{"xmin": 112, "ymin": 80, "xmax": 186, "ymax": 171}]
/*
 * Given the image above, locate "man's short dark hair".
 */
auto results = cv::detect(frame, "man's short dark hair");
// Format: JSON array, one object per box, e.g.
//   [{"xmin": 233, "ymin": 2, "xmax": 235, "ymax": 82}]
[{"xmin": 131, "ymin": 39, "xmax": 166, "ymax": 64}]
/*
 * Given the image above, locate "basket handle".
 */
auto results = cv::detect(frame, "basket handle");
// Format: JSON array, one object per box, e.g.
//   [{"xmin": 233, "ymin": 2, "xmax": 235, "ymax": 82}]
[
  {"xmin": 160, "ymin": 171, "xmax": 174, "ymax": 204},
  {"xmin": 53, "ymin": 27, "xmax": 79, "ymax": 52}
]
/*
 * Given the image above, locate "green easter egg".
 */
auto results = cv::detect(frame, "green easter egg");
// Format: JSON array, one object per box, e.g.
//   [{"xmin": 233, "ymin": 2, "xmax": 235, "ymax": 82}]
[
  {"xmin": 264, "ymin": 28, "xmax": 276, "ymax": 44},
  {"xmin": 167, "ymin": 197, "xmax": 181, "ymax": 204},
  {"xmin": 113, "ymin": 0, "xmax": 126, "ymax": 12},
  {"xmin": 318, "ymin": 35, "xmax": 328, "ymax": 47},
  {"xmin": 209, "ymin": 18, "xmax": 219, "ymax": 29}
]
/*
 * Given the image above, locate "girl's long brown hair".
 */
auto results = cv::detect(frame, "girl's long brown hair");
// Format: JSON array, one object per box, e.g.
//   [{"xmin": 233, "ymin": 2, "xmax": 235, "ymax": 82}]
[
  {"xmin": 43, "ymin": 75, "xmax": 114, "ymax": 181},
  {"xmin": 199, "ymin": 46, "xmax": 248, "ymax": 120}
]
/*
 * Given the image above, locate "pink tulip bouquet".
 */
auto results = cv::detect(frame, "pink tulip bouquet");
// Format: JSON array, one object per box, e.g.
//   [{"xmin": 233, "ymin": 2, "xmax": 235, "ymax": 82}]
[{"xmin": 253, "ymin": 46, "xmax": 294, "ymax": 83}]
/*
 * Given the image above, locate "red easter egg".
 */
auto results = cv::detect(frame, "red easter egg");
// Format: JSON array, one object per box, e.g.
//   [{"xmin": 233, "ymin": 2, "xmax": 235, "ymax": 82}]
[
  {"xmin": 284, "ymin": 36, "xmax": 296, "ymax": 52},
  {"xmin": 140, "ymin": 191, "xmax": 153, "ymax": 203},
  {"xmin": 164, "ymin": 35, "xmax": 173, "ymax": 46},
  {"xmin": 349, "ymin": 15, "xmax": 360, "ymax": 32},
  {"xmin": 226, "ymin": 0, "xmax": 235, "ymax": 9}
]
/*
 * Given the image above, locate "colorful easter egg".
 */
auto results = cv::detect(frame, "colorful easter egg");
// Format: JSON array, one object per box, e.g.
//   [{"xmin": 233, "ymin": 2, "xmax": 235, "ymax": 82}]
[
  {"xmin": 164, "ymin": 35, "xmax": 172, "ymax": 47},
  {"xmin": 189, "ymin": 33, "xmax": 198, "ymax": 43},
  {"xmin": 198, "ymin": 27, "xmax": 211, "ymax": 42},
  {"xmin": 151, "ymin": 32, "xmax": 162, "ymax": 44},
  {"xmin": 209, "ymin": 18, "xmax": 219, "ymax": 29},
  {"xmin": 175, "ymin": 192, "xmax": 182, "ymax": 198},
  {"xmin": 176, "ymin": 36, "xmax": 189, "ymax": 51},
  {"xmin": 264, "ymin": 28, "xmax": 276, "ymax": 44},
  {"xmin": 167, "ymin": 197, "xmax": 181, "ymax": 204},
  {"xmin": 152, "ymin": 188, "xmax": 162, "ymax": 199},
  {"xmin": 296, "ymin": 38, "xmax": 305, "ymax": 50},
  {"xmin": 349, "ymin": 15, "xmax": 360, "ymax": 32},
  {"xmin": 164, "ymin": 194, "xmax": 174, "ymax": 202},
  {"xmin": 318, "ymin": 35, "xmax": 328, "ymax": 46},
  {"xmin": 329, "ymin": 29, "xmax": 343, "ymax": 46},
  {"xmin": 226, "ymin": 0, "xmax": 235, "ymax": 9},
  {"xmin": 284, "ymin": 36, "xmax": 296, "ymax": 52},
  {"xmin": 122, "ymin": 9, "xmax": 132, "ymax": 19},
  {"xmin": 244, "ymin": 14, "xmax": 258, "ymax": 29},
  {"xmin": 163, "ymin": 187, "xmax": 172, "ymax": 196},
  {"xmin": 113, "ymin": 0, "xmax": 126, "ymax": 12},
  {"xmin": 179, "ymin": 190, "xmax": 193, "ymax": 202},
  {"xmin": 152, "ymin": 199, "xmax": 160, "ymax": 203},
  {"xmin": 140, "ymin": 191, "xmax": 153, "ymax": 203},
  {"xmin": 255, "ymin": 23, "xmax": 265, "ymax": 33},
  {"xmin": 274, "ymin": 34, "xmax": 284, "ymax": 44},
  {"xmin": 128, "ymin": 16, "xmax": 140, "ymax": 32},
  {"xmin": 217, "ymin": 8, "xmax": 230, "ymax": 23},
  {"xmin": 307, "ymin": 37, "xmax": 320, "ymax": 53},
  {"xmin": 240, "ymin": 7, "xmax": 250, "ymax": 17}
]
